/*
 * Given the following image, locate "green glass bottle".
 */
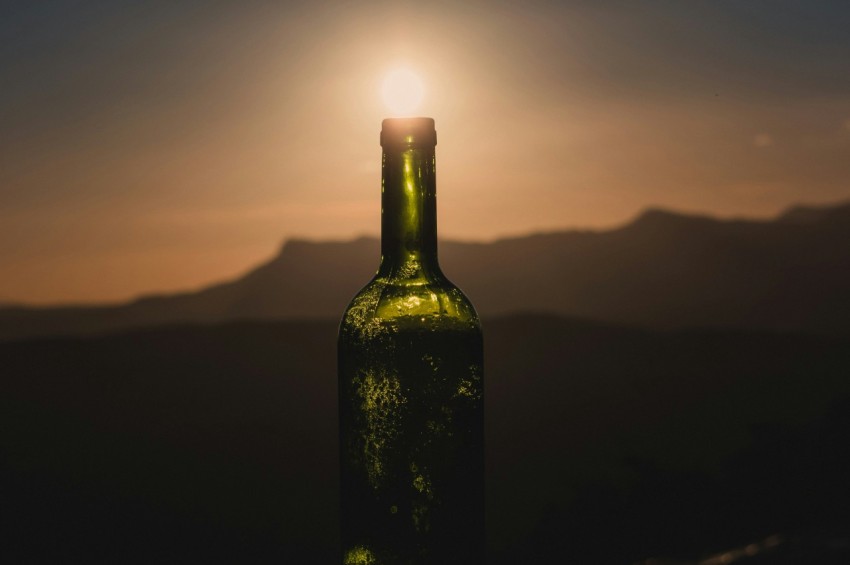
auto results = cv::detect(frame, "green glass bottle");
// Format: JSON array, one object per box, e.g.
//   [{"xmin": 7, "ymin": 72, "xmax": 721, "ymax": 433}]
[{"xmin": 338, "ymin": 118, "xmax": 484, "ymax": 565}]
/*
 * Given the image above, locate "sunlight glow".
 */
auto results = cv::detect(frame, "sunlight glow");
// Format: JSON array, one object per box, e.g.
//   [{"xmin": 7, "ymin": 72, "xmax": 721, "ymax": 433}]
[{"xmin": 381, "ymin": 69, "xmax": 425, "ymax": 116}]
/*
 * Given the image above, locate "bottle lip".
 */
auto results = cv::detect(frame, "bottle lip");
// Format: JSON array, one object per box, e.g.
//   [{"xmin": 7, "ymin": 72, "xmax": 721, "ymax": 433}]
[{"xmin": 380, "ymin": 117, "xmax": 437, "ymax": 148}]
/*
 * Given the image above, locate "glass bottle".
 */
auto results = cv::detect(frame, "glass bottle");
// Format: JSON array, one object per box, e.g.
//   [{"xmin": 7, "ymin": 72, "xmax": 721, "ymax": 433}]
[{"xmin": 338, "ymin": 117, "xmax": 484, "ymax": 565}]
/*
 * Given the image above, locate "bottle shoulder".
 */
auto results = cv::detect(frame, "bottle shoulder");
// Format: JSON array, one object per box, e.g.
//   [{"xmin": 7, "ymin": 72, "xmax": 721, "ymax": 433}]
[{"xmin": 340, "ymin": 273, "xmax": 480, "ymax": 339}]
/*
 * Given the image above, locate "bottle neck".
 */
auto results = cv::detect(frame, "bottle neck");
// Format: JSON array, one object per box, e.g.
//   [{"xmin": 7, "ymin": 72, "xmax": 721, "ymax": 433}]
[{"xmin": 378, "ymin": 145, "xmax": 440, "ymax": 279}]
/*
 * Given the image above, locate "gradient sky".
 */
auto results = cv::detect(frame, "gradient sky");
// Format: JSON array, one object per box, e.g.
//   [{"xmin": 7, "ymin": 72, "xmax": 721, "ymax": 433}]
[{"xmin": 2, "ymin": 0, "xmax": 850, "ymax": 304}]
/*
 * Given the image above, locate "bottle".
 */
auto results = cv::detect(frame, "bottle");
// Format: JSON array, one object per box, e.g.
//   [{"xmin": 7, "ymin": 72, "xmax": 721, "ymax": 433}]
[{"xmin": 338, "ymin": 117, "xmax": 484, "ymax": 565}]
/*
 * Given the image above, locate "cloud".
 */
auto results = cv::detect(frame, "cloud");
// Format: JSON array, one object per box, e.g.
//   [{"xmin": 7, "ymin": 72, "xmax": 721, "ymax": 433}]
[{"xmin": 753, "ymin": 133, "xmax": 774, "ymax": 148}]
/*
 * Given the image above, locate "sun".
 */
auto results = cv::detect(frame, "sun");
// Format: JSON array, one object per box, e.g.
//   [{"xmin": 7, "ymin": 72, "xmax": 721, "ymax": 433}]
[{"xmin": 381, "ymin": 69, "xmax": 425, "ymax": 116}]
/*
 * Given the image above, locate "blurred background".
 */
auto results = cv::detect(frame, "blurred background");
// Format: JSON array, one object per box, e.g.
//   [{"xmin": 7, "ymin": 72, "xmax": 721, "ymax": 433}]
[{"xmin": 2, "ymin": 1, "xmax": 849, "ymax": 563}]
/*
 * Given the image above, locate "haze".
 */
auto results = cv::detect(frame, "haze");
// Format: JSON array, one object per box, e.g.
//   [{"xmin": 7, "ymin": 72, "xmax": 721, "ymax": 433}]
[{"xmin": 2, "ymin": 0, "xmax": 849, "ymax": 304}]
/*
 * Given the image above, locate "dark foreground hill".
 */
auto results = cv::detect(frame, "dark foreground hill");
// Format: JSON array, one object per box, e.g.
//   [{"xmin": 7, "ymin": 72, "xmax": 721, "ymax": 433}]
[
  {"xmin": 2, "ymin": 201, "xmax": 850, "ymax": 341},
  {"xmin": 2, "ymin": 315, "xmax": 849, "ymax": 564}
]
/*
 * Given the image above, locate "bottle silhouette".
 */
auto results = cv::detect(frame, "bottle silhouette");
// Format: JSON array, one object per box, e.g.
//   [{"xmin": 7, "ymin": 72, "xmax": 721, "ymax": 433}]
[{"xmin": 338, "ymin": 118, "xmax": 484, "ymax": 565}]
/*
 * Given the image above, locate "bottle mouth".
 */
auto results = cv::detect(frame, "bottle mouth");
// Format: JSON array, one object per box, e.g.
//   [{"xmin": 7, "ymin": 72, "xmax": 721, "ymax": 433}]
[{"xmin": 380, "ymin": 117, "xmax": 437, "ymax": 148}]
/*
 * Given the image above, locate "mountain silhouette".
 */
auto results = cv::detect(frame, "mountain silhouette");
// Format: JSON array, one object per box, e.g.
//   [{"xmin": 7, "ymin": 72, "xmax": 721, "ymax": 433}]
[{"xmin": 1, "ymin": 201, "xmax": 849, "ymax": 341}]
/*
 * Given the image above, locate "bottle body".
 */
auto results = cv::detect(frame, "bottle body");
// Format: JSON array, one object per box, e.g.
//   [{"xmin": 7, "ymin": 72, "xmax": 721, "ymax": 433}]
[{"xmin": 338, "ymin": 118, "xmax": 484, "ymax": 564}]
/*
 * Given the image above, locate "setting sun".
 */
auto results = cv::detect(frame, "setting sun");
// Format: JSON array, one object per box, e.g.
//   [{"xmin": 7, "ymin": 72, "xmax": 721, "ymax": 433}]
[{"xmin": 381, "ymin": 68, "xmax": 425, "ymax": 116}]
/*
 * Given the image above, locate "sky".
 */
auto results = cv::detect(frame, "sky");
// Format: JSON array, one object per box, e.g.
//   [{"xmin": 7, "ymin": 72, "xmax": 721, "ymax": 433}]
[{"xmin": 2, "ymin": 0, "xmax": 850, "ymax": 304}]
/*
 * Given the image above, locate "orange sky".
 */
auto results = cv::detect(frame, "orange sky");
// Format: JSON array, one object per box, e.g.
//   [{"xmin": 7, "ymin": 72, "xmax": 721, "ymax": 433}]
[{"xmin": 2, "ymin": 1, "xmax": 849, "ymax": 304}]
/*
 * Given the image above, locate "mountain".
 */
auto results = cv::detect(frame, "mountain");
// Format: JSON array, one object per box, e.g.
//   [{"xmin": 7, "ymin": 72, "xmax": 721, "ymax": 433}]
[
  {"xmin": 2, "ymin": 315, "xmax": 849, "ymax": 563},
  {"xmin": 2, "ymin": 201, "xmax": 849, "ymax": 341},
  {"xmin": 776, "ymin": 200, "xmax": 850, "ymax": 225}
]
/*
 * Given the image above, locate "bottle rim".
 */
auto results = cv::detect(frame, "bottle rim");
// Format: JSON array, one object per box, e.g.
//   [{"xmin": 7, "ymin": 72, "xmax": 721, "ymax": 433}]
[{"xmin": 380, "ymin": 117, "xmax": 437, "ymax": 148}]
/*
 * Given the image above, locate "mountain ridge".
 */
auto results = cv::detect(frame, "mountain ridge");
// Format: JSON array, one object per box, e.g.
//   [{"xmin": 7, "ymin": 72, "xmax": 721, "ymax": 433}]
[{"xmin": 2, "ymin": 200, "xmax": 849, "ymax": 341}]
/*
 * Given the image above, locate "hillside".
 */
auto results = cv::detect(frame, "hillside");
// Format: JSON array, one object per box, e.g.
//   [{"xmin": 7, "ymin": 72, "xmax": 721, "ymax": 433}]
[
  {"xmin": 2, "ymin": 315, "xmax": 849, "ymax": 563},
  {"xmin": 1, "ymin": 201, "xmax": 849, "ymax": 340}
]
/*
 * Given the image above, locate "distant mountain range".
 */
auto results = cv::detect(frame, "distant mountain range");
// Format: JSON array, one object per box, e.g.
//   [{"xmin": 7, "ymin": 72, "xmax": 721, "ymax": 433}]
[{"xmin": 2, "ymin": 201, "xmax": 849, "ymax": 341}]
